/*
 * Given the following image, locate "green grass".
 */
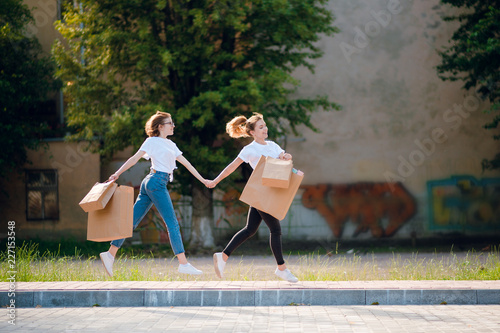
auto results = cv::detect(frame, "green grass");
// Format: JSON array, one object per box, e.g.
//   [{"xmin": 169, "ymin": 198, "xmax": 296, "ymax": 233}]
[
  {"xmin": 1, "ymin": 242, "xmax": 499, "ymax": 282},
  {"xmin": 388, "ymin": 251, "xmax": 500, "ymax": 280},
  {"xmin": 288, "ymin": 250, "xmax": 500, "ymax": 281}
]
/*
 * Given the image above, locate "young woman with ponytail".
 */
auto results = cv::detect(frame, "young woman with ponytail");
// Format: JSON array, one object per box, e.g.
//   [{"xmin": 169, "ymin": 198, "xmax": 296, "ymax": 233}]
[{"xmin": 207, "ymin": 113, "xmax": 302, "ymax": 283}]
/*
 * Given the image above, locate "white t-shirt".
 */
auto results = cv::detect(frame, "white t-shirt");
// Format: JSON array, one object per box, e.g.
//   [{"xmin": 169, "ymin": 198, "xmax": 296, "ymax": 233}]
[
  {"xmin": 139, "ymin": 137, "xmax": 182, "ymax": 174},
  {"xmin": 237, "ymin": 140, "xmax": 284, "ymax": 169}
]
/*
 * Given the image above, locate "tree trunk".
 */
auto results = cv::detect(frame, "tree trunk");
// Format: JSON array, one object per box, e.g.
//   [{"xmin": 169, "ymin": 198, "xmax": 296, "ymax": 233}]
[{"xmin": 189, "ymin": 182, "xmax": 215, "ymax": 249}]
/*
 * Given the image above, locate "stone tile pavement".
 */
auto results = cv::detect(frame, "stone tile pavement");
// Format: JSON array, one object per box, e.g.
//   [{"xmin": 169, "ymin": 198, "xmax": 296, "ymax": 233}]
[{"xmin": 2, "ymin": 305, "xmax": 500, "ymax": 332}]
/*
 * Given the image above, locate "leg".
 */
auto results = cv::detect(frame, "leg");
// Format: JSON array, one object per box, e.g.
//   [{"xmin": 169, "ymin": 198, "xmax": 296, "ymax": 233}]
[
  {"xmin": 145, "ymin": 174, "xmax": 201, "ymax": 275},
  {"xmin": 109, "ymin": 244, "xmax": 119, "ymax": 257},
  {"xmin": 147, "ymin": 184, "xmax": 185, "ymax": 256},
  {"xmin": 109, "ymin": 184, "xmax": 153, "ymax": 254},
  {"xmin": 100, "ymin": 181, "xmax": 153, "ymax": 277},
  {"xmin": 256, "ymin": 209, "xmax": 286, "ymax": 267},
  {"xmin": 213, "ymin": 207, "xmax": 262, "ymax": 278},
  {"xmin": 176, "ymin": 252, "xmax": 188, "ymax": 265},
  {"xmin": 222, "ymin": 207, "xmax": 262, "ymax": 258},
  {"xmin": 255, "ymin": 210, "xmax": 298, "ymax": 283}
]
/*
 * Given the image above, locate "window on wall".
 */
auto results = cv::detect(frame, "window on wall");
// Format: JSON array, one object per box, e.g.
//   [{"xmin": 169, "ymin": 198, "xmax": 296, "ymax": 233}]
[{"xmin": 26, "ymin": 170, "xmax": 59, "ymax": 220}]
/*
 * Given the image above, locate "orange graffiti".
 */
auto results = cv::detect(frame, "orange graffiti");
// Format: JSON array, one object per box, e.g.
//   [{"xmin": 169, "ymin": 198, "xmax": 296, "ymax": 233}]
[{"xmin": 301, "ymin": 182, "xmax": 416, "ymax": 238}]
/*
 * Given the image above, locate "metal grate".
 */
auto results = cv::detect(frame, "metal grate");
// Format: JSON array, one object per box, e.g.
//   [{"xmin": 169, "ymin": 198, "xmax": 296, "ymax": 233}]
[{"xmin": 26, "ymin": 170, "xmax": 59, "ymax": 220}]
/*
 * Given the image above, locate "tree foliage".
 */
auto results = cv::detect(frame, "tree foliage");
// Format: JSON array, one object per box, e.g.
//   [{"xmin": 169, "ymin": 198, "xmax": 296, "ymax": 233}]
[
  {"xmin": 53, "ymin": 0, "xmax": 340, "ymax": 247},
  {"xmin": 0, "ymin": 0, "xmax": 59, "ymax": 180},
  {"xmin": 54, "ymin": 0, "xmax": 340, "ymax": 182},
  {"xmin": 437, "ymin": 0, "xmax": 500, "ymax": 169}
]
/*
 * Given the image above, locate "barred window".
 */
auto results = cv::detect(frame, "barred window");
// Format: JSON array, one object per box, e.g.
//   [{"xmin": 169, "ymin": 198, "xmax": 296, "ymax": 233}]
[{"xmin": 26, "ymin": 170, "xmax": 59, "ymax": 220}]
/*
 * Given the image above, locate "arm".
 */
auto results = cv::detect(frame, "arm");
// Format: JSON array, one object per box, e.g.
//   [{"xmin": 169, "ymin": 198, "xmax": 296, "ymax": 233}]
[
  {"xmin": 208, "ymin": 157, "xmax": 244, "ymax": 188},
  {"xmin": 176, "ymin": 155, "xmax": 208, "ymax": 186},
  {"xmin": 108, "ymin": 150, "xmax": 146, "ymax": 182}
]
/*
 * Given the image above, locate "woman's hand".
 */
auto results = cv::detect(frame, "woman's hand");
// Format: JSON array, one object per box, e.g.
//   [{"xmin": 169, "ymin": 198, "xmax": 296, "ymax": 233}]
[
  {"xmin": 281, "ymin": 152, "xmax": 292, "ymax": 160},
  {"xmin": 107, "ymin": 174, "xmax": 119, "ymax": 182},
  {"xmin": 206, "ymin": 180, "xmax": 217, "ymax": 189}
]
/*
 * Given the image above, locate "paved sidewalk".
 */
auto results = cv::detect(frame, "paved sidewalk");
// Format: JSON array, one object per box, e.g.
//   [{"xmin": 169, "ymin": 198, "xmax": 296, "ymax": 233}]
[
  {"xmin": 3, "ymin": 305, "xmax": 500, "ymax": 332},
  {"xmin": 2, "ymin": 280, "xmax": 499, "ymax": 308}
]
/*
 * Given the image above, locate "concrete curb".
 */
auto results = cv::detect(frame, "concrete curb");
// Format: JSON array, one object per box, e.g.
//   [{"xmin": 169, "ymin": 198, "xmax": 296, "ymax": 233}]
[{"xmin": 2, "ymin": 281, "xmax": 500, "ymax": 307}]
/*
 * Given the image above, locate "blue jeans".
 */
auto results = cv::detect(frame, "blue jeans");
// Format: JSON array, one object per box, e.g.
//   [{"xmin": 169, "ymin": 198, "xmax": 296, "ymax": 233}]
[{"xmin": 110, "ymin": 170, "xmax": 185, "ymax": 255}]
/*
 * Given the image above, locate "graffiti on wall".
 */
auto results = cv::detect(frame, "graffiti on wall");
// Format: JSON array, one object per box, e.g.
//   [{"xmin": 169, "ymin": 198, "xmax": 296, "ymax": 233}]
[
  {"xmin": 301, "ymin": 182, "xmax": 416, "ymax": 238},
  {"xmin": 427, "ymin": 176, "xmax": 500, "ymax": 232}
]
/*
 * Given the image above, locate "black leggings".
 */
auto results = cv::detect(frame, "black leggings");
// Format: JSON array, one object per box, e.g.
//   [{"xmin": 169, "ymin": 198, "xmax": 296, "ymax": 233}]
[{"xmin": 223, "ymin": 207, "xmax": 285, "ymax": 265}]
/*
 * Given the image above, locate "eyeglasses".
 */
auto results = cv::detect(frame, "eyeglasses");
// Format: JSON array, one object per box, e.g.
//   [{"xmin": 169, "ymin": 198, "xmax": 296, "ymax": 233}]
[{"xmin": 163, "ymin": 121, "xmax": 175, "ymax": 126}]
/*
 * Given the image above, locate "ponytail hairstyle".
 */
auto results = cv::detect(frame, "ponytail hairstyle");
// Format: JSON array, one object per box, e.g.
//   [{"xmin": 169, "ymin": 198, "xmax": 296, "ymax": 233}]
[
  {"xmin": 145, "ymin": 111, "xmax": 171, "ymax": 137},
  {"xmin": 226, "ymin": 113, "xmax": 264, "ymax": 138}
]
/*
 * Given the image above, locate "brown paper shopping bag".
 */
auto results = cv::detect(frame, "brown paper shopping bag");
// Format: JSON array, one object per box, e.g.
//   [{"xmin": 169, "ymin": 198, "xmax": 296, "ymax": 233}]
[
  {"xmin": 261, "ymin": 157, "xmax": 293, "ymax": 188},
  {"xmin": 87, "ymin": 185, "xmax": 134, "ymax": 242},
  {"xmin": 79, "ymin": 181, "xmax": 118, "ymax": 212},
  {"xmin": 240, "ymin": 156, "xmax": 303, "ymax": 220}
]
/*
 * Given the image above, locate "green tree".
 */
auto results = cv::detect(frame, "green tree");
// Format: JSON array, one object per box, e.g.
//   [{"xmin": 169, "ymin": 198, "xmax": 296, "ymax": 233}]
[
  {"xmin": 53, "ymin": 0, "xmax": 340, "ymax": 248},
  {"xmin": 0, "ymin": 0, "xmax": 59, "ymax": 181},
  {"xmin": 437, "ymin": 1, "xmax": 500, "ymax": 169}
]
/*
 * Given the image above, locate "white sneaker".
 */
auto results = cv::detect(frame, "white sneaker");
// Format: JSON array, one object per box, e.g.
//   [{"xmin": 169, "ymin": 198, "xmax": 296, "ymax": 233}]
[
  {"xmin": 100, "ymin": 252, "xmax": 114, "ymax": 277},
  {"xmin": 275, "ymin": 268, "xmax": 299, "ymax": 283},
  {"xmin": 213, "ymin": 252, "xmax": 226, "ymax": 278},
  {"xmin": 178, "ymin": 263, "xmax": 203, "ymax": 275}
]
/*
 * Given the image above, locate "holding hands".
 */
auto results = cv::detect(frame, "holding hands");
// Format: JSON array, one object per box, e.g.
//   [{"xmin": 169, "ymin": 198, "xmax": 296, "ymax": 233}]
[
  {"xmin": 206, "ymin": 180, "xmax": 217, "ymax": 189},
  {"xmin": 202, "ymin": 179, "xmax": 213, "ymax": 188},
  {"xmin": 107, "ymin": 173, "xmax": 119, "ymax": 182}
]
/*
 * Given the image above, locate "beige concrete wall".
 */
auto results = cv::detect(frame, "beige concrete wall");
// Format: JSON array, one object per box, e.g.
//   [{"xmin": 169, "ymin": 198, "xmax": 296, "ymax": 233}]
[
  {"xmin": 23, "ymin": 0, "xmax": 64, "ymax": 107},
  {"xmin": 276, "ymin": 0, "xmax": 500, "ymax": 241},
  {"xmin": 24, "ymin": 0, "xmax": 61, "ymax": 55},
  {"xmin": 288, "ymin": 0, "xmax": 499, "ymax": 186},
  {"xmin": 0, "ymin": 141, "xmax": 100, "ymax": 240}
]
